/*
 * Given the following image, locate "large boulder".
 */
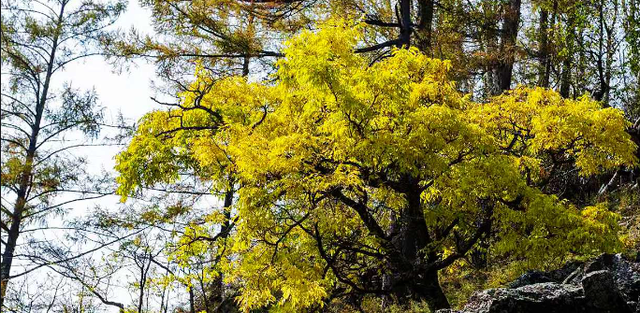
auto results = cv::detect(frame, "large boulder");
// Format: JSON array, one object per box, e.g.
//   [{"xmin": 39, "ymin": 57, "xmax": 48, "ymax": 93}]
[
  {"xmin": 582, "ymin": 253, "xmax": 640, "ymax": 305},
  {"xmin": 437, "ymin": 253, "xmax": 639, "ymax": 313},
  {"xmin": 581, "ymin": 270, "xmax": 632, "ymax": 313},
  {"xmin": 459, "ymin": 283, "xmax": 585, "ymax": 313}
]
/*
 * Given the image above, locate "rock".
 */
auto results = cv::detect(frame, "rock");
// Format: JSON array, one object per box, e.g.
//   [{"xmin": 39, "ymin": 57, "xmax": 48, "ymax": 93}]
[
  {"xmin": 445, "ymin": 254, "xmax": 639, "ymax": 313},
  {"xmin": 507, "ymin": 271, "xmax": 554, "ymax": 288},
  {"xmin": 582, "ymin": 253, "xmax": 640, "ymax": 305},
  {"xmin": 509, "ymin": 260, "xmax": 583, "ymax": 288},
  {"xmin": 461, "ymin": 283, "xmax": 585, "ymax": 313},
  {"xmin": 581, "ymin": 270, "xmax": 631, "ymax": 313}
]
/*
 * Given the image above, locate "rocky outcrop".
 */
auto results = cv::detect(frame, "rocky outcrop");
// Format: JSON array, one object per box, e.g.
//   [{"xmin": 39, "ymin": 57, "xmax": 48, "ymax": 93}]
[{"xmin": 437, "ymin": 253, "xmax": 640, "ymax": 313}]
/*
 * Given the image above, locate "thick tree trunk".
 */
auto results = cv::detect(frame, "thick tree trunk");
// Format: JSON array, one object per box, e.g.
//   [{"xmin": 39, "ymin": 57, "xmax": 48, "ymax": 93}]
[
  {"xmin": 399, "ymin": 0, "xmax": 412, "ymax": 47},
  {"xmin": 419, "ymin": 270, "xmax": 450, "ymax": 312},
  {"xmin": 416, "ymin": 0, "xmax": 435, "ymax": 52},
  {"xmin": 387, "ymin": 184, "xmax": 450, "ymax": 310}
]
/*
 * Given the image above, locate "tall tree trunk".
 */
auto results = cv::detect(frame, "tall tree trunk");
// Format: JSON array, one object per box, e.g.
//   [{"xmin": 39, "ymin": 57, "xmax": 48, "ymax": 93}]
[
  {"xmin": 0, "ymin": 3, "xmax": 64, "ymax": 305},
  {"xmin": 399, "ymin": 0, "xmax": 412, "ymax": 47},
  {"xmin": 538, "ymin": 7, "xmax": 551, "ymax": 87},
  {"xmin": 417, "ymin": 0, "xmax": 435, "ymax": 52},
  {"xmin": 496, "ymin": 0, "xmax": 522, "ymax": 93},
  {"xmin": 560, "ymin": 14, "xmax": 575, "ymax": 98}
]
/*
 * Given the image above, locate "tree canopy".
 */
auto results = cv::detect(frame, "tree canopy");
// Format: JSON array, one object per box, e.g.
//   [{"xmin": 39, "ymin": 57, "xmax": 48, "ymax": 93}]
[
  {"xmin": 115, "ymin": 20, "xmax": 637, "ymax": 311},
  {"xmin": 2, "ymin": 0, "xmax": 639, "ymax": 311}
]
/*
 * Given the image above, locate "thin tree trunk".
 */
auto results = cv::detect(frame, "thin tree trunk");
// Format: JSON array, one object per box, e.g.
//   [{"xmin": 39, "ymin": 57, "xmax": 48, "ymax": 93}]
[
  {"xmin": 0, "ymin": 2, "xmax": 65, "ymax": 305},
  {"xmin": 482, "ymin": 13, "xmax": 500, "ymax": 98},
  {"xmin": 560, "ymin": 14, "xmax": 575, "ymax": 98},
  {"xmin": 538, "ymin": 7, "xmax": 550, "ymax": 87},
  {"xmin": 209, "ymin": 185, "xmax": 234, "ymax": 311},
  {"xmin": 242, "ymin": 1, "xmax": 254, "ymax": 77},
  {"xmin": 137, "ymin": 272, "xmax": 145, "ymax": 313},
  {"xmin": 189, "ymin": 287, "xmax": 196, "ymax": 313}
]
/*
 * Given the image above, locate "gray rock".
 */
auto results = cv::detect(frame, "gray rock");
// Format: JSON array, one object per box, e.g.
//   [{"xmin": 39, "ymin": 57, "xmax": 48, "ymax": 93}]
[
  {"xmin": 509, "ymin": 261, "xmax": 583, "ymax": 288},
  {"xmin": 457, "ymin": 283, "xmax": 585, "ymax": 313},
  {"xmin": 581, "ymin": 270, "xmax": 631, "ymax": 313},
  {"xmin": 582, "ymin": 254, "xmax": 640, "ymax": 303},
  {"xmin": 507, "ymin": 271, "xmax": 555, "ymax": 288},
  {"xmin": 446, "ymin": 254, "xmax": 639, "ymax": 313}
]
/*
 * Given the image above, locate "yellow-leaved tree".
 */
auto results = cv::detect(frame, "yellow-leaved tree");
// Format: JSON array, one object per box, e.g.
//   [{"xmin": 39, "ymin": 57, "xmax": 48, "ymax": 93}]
[{"xmin": 115, "ymin": 20, "xmax": 637, "ymax": 312}]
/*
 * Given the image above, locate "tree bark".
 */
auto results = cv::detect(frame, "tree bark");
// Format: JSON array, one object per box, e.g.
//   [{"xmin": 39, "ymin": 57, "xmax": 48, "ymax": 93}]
[
  {"xmin": 538, "ymin": 7, "xmax": 551, "ymax": 87},
  {"xmin": 496, "ymin": 0, "xmax": 522, "ymax": 93},
  {"xmin": 560, "ymin": 14, "xmax": 575, "ymax": 98},
  {"xmin": 206, "ymin": 184, "xmax": 234, "ymax": 312},
  {"xmin": 388, "ymin": 183, "xmax": 450, "ymax": 310},
  {"xmin": 189, "ymin": 287, "xmax": 196, "ymax": 313},
  {"xmin": 398, "ymin": 0, "xmax": 412, "ymax": 47},
  {"xmin": 417, "ymin": 0, "xmax": 435, "ymax": 52},
  {"xmin": 420, "ymin": 270, "xmax": 450, "ymax": 312}
]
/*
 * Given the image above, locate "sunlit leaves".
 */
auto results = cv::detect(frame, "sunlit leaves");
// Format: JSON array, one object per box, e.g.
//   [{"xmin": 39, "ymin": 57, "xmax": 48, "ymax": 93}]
[{"xmin": 116, "ymin": 20, "xmax": 638, "ymax": 312}]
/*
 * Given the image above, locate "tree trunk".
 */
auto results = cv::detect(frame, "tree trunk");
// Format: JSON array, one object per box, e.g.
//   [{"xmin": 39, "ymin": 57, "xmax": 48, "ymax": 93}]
[
  {"xmin": 496, "ymin": 0, "xmax": 522, "ymax": 93},
  {"xmin": 559, "ymin": 58, "xmax": 572, "ymax": 98},
  {"xmin": 560, "ymin": 14, "xmax": 575, "ymax": 98},
  {"xmin": 538, "ymin": 7, "xmax": 550, "ymax": 87},
  {"xmin": 416, "ymin": 0, "xmax": 435, "ymax": 52},
  {"xmin": 137, "ymin": 263, "xmax": 145, "ymax": 313},
  {"xmin": 419, "ymin": 270, "xmax": 450, "ymax": 312},
  {"xmin": 0, "ymin": 4, "xmax": 64, "ymax": 306},
  {"xmin": 189, "ymin": 287, "xmax": 196, "ymax": 313},
  {"xmin": 398, "ymin": 0, "xmax": 412, "ymax": 47},
  {"xmin": 211, "ymin": 187, "xmax": 233, "ymax": 306},
  {"xmin": 388, "ymin": 183, "xmax": 450, "ymax": 310}
]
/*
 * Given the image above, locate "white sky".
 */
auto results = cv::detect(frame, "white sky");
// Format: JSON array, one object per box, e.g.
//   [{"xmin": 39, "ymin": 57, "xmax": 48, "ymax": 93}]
[
  {"xmin": 46, "ymin": 0, "xmax": 162, "ymax": 203},
  {"xmin": 57, "ymin": 0, "xmax": 157, "ymax": 123}
]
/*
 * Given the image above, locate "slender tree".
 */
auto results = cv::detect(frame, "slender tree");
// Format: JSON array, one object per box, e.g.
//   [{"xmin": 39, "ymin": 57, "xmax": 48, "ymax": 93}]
[{"xmin": 0, "ymin": 0, "xmax": 124, "ymax": 306}]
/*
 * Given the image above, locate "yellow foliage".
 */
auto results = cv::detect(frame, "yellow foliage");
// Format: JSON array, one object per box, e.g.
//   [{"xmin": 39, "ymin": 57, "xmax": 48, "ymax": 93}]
[{"xmin": 115, "ymin": 19, "xmax": 637, "ymax": 311}]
